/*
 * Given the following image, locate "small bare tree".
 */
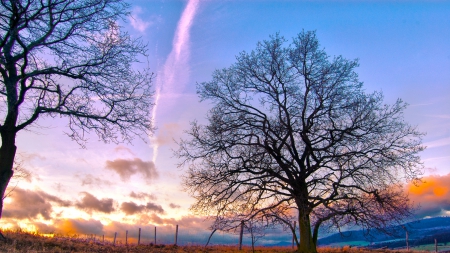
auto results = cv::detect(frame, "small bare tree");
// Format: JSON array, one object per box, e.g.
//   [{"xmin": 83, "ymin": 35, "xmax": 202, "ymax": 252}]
[
  {"xmin": 0, "ymin": 0, "xmax": 154, "ymax": 221},
  {"xmin": 2, "ymin": 155, "xmax": 30, "ymax": 201},
  {"xmin": 203, "ymin": 198, "xmax": 297, "ymax": 247},
  {"xmin": 178, "ymin": 31, "xmax": 424, "ymax": 253}
]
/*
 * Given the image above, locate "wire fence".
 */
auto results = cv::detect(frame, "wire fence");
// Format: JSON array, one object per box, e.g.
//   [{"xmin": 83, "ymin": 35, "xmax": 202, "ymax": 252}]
[{"xmin": 48, "ymin": 225, "xmax": 450, "ymax": 252}]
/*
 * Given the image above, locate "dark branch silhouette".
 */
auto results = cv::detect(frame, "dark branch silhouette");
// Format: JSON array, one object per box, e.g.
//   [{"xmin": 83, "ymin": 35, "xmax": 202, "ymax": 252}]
[
  {"xmin": 0, "ymin": 0, "xmax": 154, "ymax": 224},
  {"xmin": 177, "ymin": 31, "xmax": 424, "ymax": 253}
]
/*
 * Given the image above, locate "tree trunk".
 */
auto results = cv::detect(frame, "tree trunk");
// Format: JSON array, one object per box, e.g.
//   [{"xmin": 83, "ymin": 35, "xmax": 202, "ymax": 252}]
[
  {"xmin": 297, "ymin": 211, "xmax": 317, "ymax": 253},
  {"xmin": 204, "ymin": 228, "xmax": 217, "ymax": 247},
  {"xmin": 0, "ymin": 130, "xmax": 17, "ymax": 219}
]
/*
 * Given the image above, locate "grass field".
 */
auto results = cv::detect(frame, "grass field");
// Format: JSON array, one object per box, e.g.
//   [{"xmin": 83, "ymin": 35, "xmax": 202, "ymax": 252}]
[
  {"xmin": 0, "ymin": 230, "xmax": 433, "ymax": 253},
  {"xmin": 409, "ymin": 243, "xmax": 450, "ymax": 252}
]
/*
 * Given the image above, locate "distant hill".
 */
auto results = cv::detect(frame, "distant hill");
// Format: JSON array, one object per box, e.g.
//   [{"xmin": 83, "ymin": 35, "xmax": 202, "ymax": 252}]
[{"xmin": 317, "ymin": 217, "xmax": 450, "ymax": 249}]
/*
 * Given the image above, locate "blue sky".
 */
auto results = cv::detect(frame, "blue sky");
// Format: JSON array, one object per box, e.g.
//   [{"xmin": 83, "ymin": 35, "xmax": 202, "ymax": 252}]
[{"xmin": 2, "ymin": 0, "xmax": 450, "ymax": 246}]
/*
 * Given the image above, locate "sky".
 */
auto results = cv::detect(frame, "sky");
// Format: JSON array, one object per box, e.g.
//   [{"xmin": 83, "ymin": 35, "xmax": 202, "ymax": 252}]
[{"xmin": 1, "ymin": 0, "xmax": 450, "ymax": 246}]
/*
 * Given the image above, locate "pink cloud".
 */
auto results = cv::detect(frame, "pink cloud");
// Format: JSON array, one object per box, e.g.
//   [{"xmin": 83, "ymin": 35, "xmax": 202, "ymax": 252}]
[
  {"xmin": 105, "ymin": 158, "xmax": 158, "ymax": 182},
  {"xmin": 75, "ymin": 192, "xmax": 115, "ymax": 214}
]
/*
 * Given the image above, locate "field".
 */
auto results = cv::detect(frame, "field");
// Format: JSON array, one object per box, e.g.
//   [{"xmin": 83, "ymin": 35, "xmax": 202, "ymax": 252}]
[{"xmin": 0, "ymin": 230, "xmax": 436, "ymax": 253}]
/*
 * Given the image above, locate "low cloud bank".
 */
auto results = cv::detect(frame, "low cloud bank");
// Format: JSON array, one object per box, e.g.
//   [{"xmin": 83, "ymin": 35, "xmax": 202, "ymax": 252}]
[
  {"xmin": 3, "ymin": 188, "xmax": 70, "ymax": 220},
  {"xmin": 408, "ymin": 173, "xmax": 450, "ymax": 217}
]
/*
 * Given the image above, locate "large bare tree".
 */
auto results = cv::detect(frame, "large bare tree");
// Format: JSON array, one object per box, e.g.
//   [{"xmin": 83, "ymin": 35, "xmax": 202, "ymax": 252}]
[
  {"xmin": 0, "ymin": 0, "xmax": 153, "ymax": 221},
  {"xmin": 177, "ymin": 31, "xmax": 424, "ymax": 253}
]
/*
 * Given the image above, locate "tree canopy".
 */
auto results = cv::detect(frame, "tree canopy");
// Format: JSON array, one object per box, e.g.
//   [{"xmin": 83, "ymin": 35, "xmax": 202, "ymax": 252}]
[
  {"xmin": 0, "ymin": 0, "xmax": 153, "ymax": 221},
  {"xmin": 178, "ymin": 31, "xmax": 424, "ymax": 253}
]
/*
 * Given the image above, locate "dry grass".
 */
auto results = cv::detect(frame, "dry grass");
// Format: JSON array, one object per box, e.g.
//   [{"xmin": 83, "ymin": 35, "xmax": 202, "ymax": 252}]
[{"xmin": 0, "ymin": 230, "xmax": 430, "ymax": 253}]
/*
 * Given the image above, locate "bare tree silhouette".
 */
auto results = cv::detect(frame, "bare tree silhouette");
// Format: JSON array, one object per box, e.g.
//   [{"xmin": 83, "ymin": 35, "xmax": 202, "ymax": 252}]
[
  {"xmin": 178, "ymin": 31, "xmax": 424, "ymax": 253},
  {"xmin": 0, "ymin": 0, "xmax": 154, "ymax": 226}
]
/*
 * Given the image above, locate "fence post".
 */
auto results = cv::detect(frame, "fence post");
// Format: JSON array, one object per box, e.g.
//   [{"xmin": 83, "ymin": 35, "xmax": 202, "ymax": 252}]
[
  {"xmin": 406, "ymin": 230, "xmax": 409, "ymax": 250},
  {"xmin": 126, "ymin": 230, "xmax": 128, "ymax": 246},
  {"xmin": 239, "ymin": 220, "xmax": 244, "ymax": 250},
  {"xmin": 154, "ymin": 226, "xmax": 157, "ymax": 245},
  {"xmin": 138, "ymin": 228, "xmax": 141, "ymax": 245},
  {"xmin": 174, "ymin": 224, "xmax": 179, "ymax": 245},
  {"xmin": 102, "ymin": 234, "xmax": 104, "ymax": 243},
  {"xmin": 435, "ymin": 238, "xmax": 437, "ymax": 253},
  {"xmin": 113, "ymin": 232, "xmax": 117, "ymax": 246}
]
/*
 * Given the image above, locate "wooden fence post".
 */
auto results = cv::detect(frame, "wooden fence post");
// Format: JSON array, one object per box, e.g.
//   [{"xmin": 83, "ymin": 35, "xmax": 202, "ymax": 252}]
[
  {"xmin": 406, "ymin": 230, "xmax": 409, "ymax": 250},
  {"xmin": 138, "ymin": 228, "xmax": 141, "ymax": 245},
  {"xmin": 435, "ymin": 238, "xmax": 437, "ymax": 253},
  {"xmin": 154, "ymin": 226, "xmax": 157, "ymax": 245},
  {"xmin": 239, "ymin": 220, "xmax": 244, "ymax": 250},
  {"xmin": 102, "ymin": 234, "xmax": 104, "ymax": 243},
  {"xmin": 113, "ymin": 232, "xmax": 117, "ymax": 246},
  {"xmin": 175, "ymin": 224, "xmax": 179, "ymax": 245},
  {"xmin": 125, "ymin": 230, "xmax": 128, "ymax": 246}
]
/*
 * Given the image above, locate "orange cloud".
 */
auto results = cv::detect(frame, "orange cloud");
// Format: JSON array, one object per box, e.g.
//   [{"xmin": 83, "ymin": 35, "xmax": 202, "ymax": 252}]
[
  {"xmin": 54, "ymin": 218, "xmax": 104, "ymax": 235},
  {"xmin": 407, "ymin": 173, "xmax": 450, "ymax": 217}
]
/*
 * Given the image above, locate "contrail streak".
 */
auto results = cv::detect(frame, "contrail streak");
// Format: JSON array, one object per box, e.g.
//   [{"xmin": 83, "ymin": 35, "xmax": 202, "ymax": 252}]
[{"xmin": 150, "ymin": 0, "xmax": 200, "ymax": 163}]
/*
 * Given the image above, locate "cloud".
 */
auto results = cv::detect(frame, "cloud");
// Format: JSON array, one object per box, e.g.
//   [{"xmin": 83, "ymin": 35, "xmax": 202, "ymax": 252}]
[
  {"xmin": 129, "ymin": 191, "xmax": 157, "ymax": 201},
  {"xmin": 75, "ymin": 173, "xmax": 112, "ymax": 187},
  {"xmin": 139, "ymin": 213, "xmax": 209, "ymax": 230},
  {"xmin": 114, "ymin": 145, "xmax": 135, "ymax": 156},
  {"xmin": 3, "ymin": 188, "xmax": 70, "ymax": 220},
  {"xmin": 121, "ymin": 201, "xmax": 145, "ymax": 215},
  {"xmin": 120, "ymin": 201, "xmax": 164, "ymax": 215},
  {"xmin": 105, "ymin": 158, "xmax": 158, "ymax": 182},
  {"xmin": 75, "ymin": 192, "xmax": 114, "ymax": 214},
  {"xmin": 54, "ymin": 218, "xmax": 104, "ymax": 235},
  {"xmin": 128, "ymin": 7, "xmax": 151, "ymax": 32},
  {"xmin": 169, "ymin": 203, "xmax": 181, "ymax": 209},
  {"xmin": 146, "ymin": 202, "xmax": 165, "ymax": 214},
  {"xmin": 150, "ymin": 213, "xmax": 164, "ymax": 225},
  {"xmin": 408, "ymin": 173, "xmax": 450, "ymax": 217}
]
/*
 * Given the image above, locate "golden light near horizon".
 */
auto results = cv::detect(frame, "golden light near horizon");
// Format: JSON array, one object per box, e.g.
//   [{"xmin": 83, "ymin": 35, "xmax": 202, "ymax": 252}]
[
  {"xmin": 408, "ymin": 176, "xmax": 450, "ymax": 197},
  {"xmin": 0, "ymin": 0, "xmax": 450, "ymax": 249}
]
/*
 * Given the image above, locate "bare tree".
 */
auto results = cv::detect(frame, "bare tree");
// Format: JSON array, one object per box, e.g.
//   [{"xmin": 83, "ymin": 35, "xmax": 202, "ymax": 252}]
[
  {"xmin": 2, "ymin": 155, "xmax": 31, "ymax": 201},
  {"xmin": 0, "ymin": 0, "xmax": 154, "ymax": 221},
  {"xmin": 177, "ymin": 31, "xmax": 424, "ymax": 253},
  {"xmin": 203, "ymin": 205, "xmax": 287, "ymax": 248},
  {"xmin": 246, "ymin": 218, "xmax": 267, "ymax": 252}
]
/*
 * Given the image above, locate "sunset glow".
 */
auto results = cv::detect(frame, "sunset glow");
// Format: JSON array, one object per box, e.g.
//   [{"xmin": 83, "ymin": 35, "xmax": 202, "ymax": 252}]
[
  {"xmin": 407, "ymin": 174, "xmax": 450, "ymax": 217},
  {"xmin": 1, "ymin": 0, "xmax": 450, "ymax": 247}
]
